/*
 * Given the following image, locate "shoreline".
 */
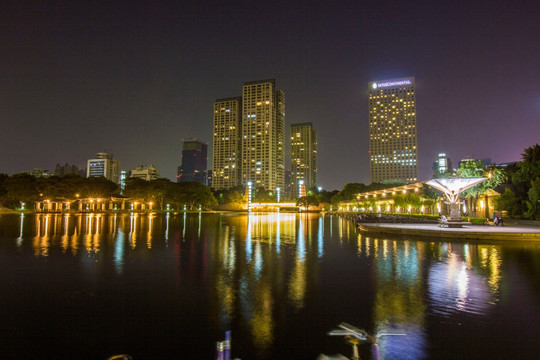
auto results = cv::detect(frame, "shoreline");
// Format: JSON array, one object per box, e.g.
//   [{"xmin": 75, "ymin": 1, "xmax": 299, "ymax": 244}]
[{"xmin": 358, "ymin": 223, "xmax": 540, "ymax": 241}]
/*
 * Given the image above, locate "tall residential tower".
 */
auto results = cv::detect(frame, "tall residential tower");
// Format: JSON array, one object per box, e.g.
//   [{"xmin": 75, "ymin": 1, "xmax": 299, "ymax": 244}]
[
  {"xmin": 290, "ymin": 122, "xmax": 317, "ymax": 198},
  {"xmin": 241, "ymin": 79, "xmax": 285, "ymax": 191},
  {"xmin": 212, "ymin": 97, "xmax": 242, "ymax": 190},
  {"xmin": 212, "ymin": 80, "xmax": 285, "ymax": 191},
  {"xmin": 368, "ymin": 77, "xmax": 418, "ymax": 184}
]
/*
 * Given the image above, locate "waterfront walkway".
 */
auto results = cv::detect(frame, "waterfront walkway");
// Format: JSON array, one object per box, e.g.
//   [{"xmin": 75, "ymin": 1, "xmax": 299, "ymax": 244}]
[{"xmin": 357, "ymin": 222, "xmax": 540, "ymax": 241}]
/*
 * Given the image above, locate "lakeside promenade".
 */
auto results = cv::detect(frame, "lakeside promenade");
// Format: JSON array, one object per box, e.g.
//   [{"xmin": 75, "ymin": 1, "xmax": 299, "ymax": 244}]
[{"xmin": 357, "ymin": 222, "xmax": 540, "ymax": 241}]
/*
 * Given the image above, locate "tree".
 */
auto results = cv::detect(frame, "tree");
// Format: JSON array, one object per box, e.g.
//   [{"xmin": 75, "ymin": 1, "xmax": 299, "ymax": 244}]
[
  {"xmin": 173, "ymin": 182, "xmax": 217, "ymax": 210},
  {"xmin": 524, "ymin": 177, "xmax": 540, "ymax": 220},
  {"xmin": 253, "ymin": 186, "xmax": 274, "ymax": 202},
  {"xmin": 456, "ymin": 161, "xmax": 505, "ymax": 217},
  {"xmin": 514, "ymin": 144, "xmax": 540, "ymax": 184},
  {"xmin": 2, "ymin": 174, "xmax": 40, "ymax": 208},
  {"xmin": 80, "ymin": 177, "xmax": 119, "ymax": 198},
  {"xmin": 297, "ymin": 195, "xmax": 319, "ymax": 210},
  {"xmin": 494, "ymin": 187, "xmax": 522, "ymax": 218},
  {"xmin": 406, "ymin": 193, "xmax": 422, "ymax": 213},
  {"xmin": 124, "ymin": 177, "xmax": 152, "ymax": 202},
  {"xmin": 149, "ymin": 178, "xmax": 173, "ymax": 210}
]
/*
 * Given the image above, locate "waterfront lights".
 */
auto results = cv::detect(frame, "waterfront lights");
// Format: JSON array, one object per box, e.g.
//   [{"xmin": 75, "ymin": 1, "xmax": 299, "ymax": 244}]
[{"xmin": 247, "ymin": 181, "xmax": 253, "ymax": 211}]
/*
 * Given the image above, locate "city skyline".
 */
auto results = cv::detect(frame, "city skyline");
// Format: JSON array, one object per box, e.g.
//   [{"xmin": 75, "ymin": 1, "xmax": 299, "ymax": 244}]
[{"xmin": 1, "ymin": 1, "xmax": 539, "ymax": 190}]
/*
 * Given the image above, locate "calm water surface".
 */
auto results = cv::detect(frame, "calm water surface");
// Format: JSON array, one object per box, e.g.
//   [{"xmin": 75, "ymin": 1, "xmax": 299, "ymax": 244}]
[{"xmin": 0, "ymin": 213, "xmax": 539, "ymax": 359}]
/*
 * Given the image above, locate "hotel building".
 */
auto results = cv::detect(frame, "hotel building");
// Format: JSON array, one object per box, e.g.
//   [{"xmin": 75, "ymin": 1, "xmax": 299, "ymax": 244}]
[
  {"xmin": 290, "ymin": 122, "xmax": 317, "ymax": 198},
  {"xmin": 368, "ymin": 77, "xmax": 418, "ymax": 184}
]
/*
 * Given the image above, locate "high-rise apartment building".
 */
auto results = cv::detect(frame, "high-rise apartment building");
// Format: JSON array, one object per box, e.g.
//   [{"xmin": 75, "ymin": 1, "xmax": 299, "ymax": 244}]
[
  {"xmin": 241, "ymin": 79, "xmax": 285, "ymax": 191},
  {"xmin": 177, "ymin": 139, "xmax": 208, "ymax": 183},
  {"xmin": 212, "ymin": 79, "xmax": 285, "ymax": 192},
  {"xmin": 290, "ymin": 122, "xmax": 317, "ymax": 198},
  {"xmin": 87, "ymin": 152, "xmax": 121, "ymax": 184},
  {"xmin": 368, "ymin": 77, "xmax": 418, "ymax": 184},
  {"xmin": 212, "ymin": 97, "xmax": 242, "ymax": 190}
]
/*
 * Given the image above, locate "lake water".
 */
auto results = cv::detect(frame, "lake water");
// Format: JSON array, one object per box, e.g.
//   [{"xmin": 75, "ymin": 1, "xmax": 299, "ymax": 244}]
[{"xmin": 0, "ymin": 212, "xmax": 539, "ymax": 359}]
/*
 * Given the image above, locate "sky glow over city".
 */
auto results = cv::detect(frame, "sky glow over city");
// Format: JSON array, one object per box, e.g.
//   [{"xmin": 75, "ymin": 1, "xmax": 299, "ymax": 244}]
[{"xmin": 1, "ymin": 1, "xmax": 539, "ymax": 189}]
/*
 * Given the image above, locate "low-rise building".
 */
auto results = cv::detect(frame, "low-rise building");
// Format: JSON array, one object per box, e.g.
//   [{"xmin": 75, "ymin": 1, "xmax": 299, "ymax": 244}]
[{"xmin": 130, "ymin": 165, "xmax": 160, "ymax": 181}]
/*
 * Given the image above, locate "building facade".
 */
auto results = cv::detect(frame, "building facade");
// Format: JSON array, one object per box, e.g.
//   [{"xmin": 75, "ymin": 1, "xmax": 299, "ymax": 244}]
[
  {"xmin": 54, "ymin": 163, "xmax": 83, "ymax": 177},
  {"xmin": 240, "ymin": 79, "xmax": 285, "ymax": 191},
  {"xmin": 87, "ymin": 152, "xmax": 121, "ymax": 184},
  {"xmin": 130, "ymin": 165, "xmax": 160, "ymax": 181},
  {"xmin": 368, "ymin": 77, "xmax": 418, "ymax": 184},
  {"xmin": 432, "ymin": 153, "xmax": 453, "ymax": 176},
  {"xmin": 177, "ymin": 139, "xmax": 208, "ymax": 183},
  {"xmin": 290, "ymin": 122, "xmax": 317, "ymax": 198},
  {"xmin": 212, "ymin": 79, "xmax": 285, "ymax": 192},
  {"xmin": 212, "ymin": 97, "xmax": 242, "ymax": 190}
]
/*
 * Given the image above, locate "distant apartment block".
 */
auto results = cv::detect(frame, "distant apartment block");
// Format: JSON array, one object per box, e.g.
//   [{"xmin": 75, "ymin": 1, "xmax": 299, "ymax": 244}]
[
  {"xmin": 24, "ymin": 168, "xmax": 52, "ymax": 178},
  {"xmin": 87, "ymin": 152, "xmax": 121, "ymax": 184},
  {"xmin": 54, "ymin": 163, "xmax": 84, "ymax": 177},
  {"xmin": 290, "ymin": 122, "xmax": 317, "ymax": 198},
  {"xmin": 177, "ymin": 139, "xmax": 208, "ymax": 183}
]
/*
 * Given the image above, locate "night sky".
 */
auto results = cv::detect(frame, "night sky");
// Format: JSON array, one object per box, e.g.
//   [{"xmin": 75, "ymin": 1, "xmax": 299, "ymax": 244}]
[{"xmin": 1, "ymin": 1, "xmax": 539, "ymax": 190}]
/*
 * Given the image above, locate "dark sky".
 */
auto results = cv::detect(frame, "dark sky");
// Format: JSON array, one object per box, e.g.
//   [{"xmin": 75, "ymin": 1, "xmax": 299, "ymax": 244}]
[{"xmin": 1, "ymin": 1, "xmax": 539, "ymax": 190}]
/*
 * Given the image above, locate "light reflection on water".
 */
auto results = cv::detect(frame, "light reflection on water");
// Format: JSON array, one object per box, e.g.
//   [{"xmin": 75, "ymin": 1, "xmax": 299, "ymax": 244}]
[{"xmin": 2, "ymin": 213, "xmax": 539, "ymax": 359}]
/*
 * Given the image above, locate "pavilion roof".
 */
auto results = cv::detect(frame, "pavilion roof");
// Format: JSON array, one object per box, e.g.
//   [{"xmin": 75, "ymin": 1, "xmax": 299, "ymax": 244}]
[{"xmin": 354, "ymin": 180, "xmax": 428, "ymax": 199}]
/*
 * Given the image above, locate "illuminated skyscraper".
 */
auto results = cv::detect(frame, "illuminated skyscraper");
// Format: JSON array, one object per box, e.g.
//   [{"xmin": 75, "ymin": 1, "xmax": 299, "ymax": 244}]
[
  {"xmin": 240, "ymin": 79, "xmax": 285, "ymax": 191},
  {"xmin": 212, "ymin": 97, "xmax": 242, "ymax": 190},
  {"xmin": 368, "ymin": 77, "xmax": 418, "ymax": 184},
  {"xmin": 290, "ymin": 122, "xmax": 317, "ymax": 198}
]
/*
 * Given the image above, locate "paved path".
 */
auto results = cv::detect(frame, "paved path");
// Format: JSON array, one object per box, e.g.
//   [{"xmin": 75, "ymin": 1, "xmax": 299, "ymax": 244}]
[{"xmin": 357, "ymin": 223, "xmax": 540, "ymax": 241}]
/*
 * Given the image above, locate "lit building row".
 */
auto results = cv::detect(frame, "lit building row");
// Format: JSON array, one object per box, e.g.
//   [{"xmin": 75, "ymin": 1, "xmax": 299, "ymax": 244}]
[
  {"xmin": 213, "ymin": 79, "xmax": 286, "ymax": 192},
  {"xmin": 86, "ymin": 152, "xmax": 160, "ymax": 185}
]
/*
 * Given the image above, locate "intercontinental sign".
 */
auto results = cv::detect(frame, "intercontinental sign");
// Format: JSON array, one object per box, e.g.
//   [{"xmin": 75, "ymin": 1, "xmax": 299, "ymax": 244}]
[{"xmin": 372, "ymin": 79, "xmax": 412, "ymax": 89}]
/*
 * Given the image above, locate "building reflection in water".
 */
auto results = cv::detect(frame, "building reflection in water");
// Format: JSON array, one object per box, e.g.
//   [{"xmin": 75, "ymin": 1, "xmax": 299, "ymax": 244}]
[
  {"xmin": 352, "ymin": 233, "xmax": 506, "ymax": 359},
  {"xmin": 428, "ymin": 242, "xmax": 502, "ymax": 316},
  {"xmin": 17, "ymin": 213, "xmax": 24, "ymax": 248},
  {"xmin": 25, "ymin": 213, "xmax": 163, "ymax": 257},
  {"xmin": 212, "ymin": 213, "xmax": 316, "ymax": 352},
  {"xmin": 356, "ymin": 234, "xmax": 427, "ymax": 360},
  {"xmin": 12, "ymin": 213, "xmax": 509, "ymax": 358}
]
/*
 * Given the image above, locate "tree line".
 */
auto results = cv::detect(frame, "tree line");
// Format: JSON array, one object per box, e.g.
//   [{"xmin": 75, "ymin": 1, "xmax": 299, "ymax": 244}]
[{"xmin": 1, "ymin": 143, "xmax": 538, "ymax": 219}]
